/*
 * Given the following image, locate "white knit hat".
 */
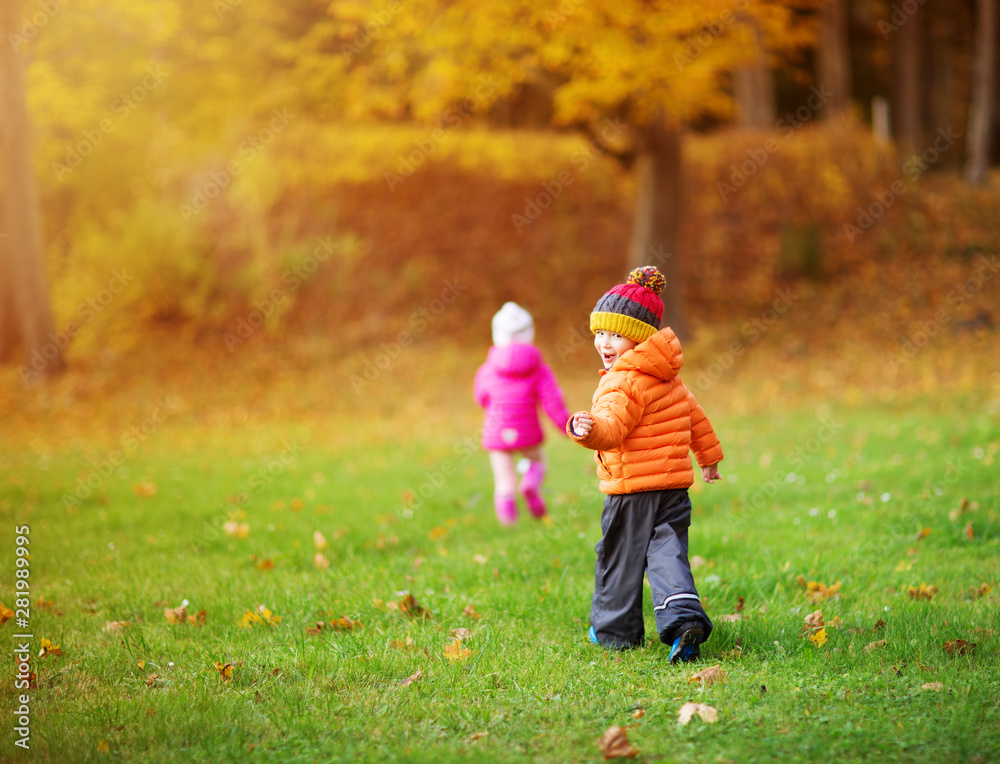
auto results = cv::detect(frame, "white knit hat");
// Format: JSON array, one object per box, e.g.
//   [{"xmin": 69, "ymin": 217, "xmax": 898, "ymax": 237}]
[{"xmin": 491, "ymin": 302, "xmax": 535, "ymax": 346}]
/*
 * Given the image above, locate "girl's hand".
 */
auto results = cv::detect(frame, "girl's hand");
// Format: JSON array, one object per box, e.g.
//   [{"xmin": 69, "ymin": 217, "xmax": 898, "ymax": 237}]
[
  {"xmin": 572, "ymin": 412, "xmax": 593, "ymax": 436},
  {"xmin": 702, "ymin": 464, "xmax": 722, "ymax": 483}
]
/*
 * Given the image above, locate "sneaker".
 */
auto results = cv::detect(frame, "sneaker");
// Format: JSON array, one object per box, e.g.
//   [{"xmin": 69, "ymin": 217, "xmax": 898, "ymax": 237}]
[
  {"xmin": 589, "ymin": 625, "xmax": 599, "ymax": 645},
  {"xmin": 668, "ymin": 622, "xmax": 705, "ymax": 664}
]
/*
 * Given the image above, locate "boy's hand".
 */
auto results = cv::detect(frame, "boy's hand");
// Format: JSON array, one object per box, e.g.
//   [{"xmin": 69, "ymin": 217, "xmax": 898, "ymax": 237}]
[
  {"xmin": 702, "ymin": 464, "xmax": 722, "ymax": 483},
  {"xmin": 572, "ymin": 412, "xmax": 593, "ymax": 436}
]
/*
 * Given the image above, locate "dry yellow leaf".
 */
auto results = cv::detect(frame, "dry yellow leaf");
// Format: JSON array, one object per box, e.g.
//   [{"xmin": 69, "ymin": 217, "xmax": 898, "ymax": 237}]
[
  {"xmin": 330, "ymin": 615, "xmax": 362, "ymax": 631},
  {"xmin": 463, "ymin": 604, "xmax": 481, "ymax": 621},
  {"xmin": 314, "ymin": 530, "xmax": 328, "ymax": 550},
  {"xmin": 803, "ymin": 609, "xmax": 824, "ymax": 633},
  {"xmin": 444, "ymin": 638, "xmax": 472, "ymax": 662},
  {"xmin": 907, "ymin": 582, "xmax": 938, "ymax": 600},
  {"xmin": 164, "ymin": 605, "xmax": 188, "ymax": 624},
  {"xmin": 863, "ymin": 639, "xmax": 887, "ymax": 653},
  {"xmin": 964, "ymin": 522, "xmax": 974, "ymax": 540},
  {"xmin": 677, "ymin": 702, "xmax": 719, "ymax": 725},
  {"xmin": 313, "ymin": 552, "xmax": 330, "ymax": 569},
  {"xmin": 0, "ymin": 602, "xmax": 15, "ymax": 625},
  {"xmin": 631, "ymin": 709, "xmax": 645, "ymax": 719},
  {"xmin": 921, "ymin": 682, "xmax": 944, "ymax": 691},
  {"xmin": 689, "ymin": 664, "xmax": 725, "ymax": 686},
  {"xmin": 133, "ymin": 481, "xmax": 157, "ymax": 497},
  {"xmin": 472, "ymin": 554, "xmax": 488, "ymax": 564},
  {"xmin": 224, "ymin": 521, "xmax": 249, "ymax": 539},
  {"xmin": 450, "ymin": 627, "xmax": 471, "ymax": 640},
  {"xmin": 102, "ymin": 621, "xmax": 129, "ymax": 634},
  {"xmin": 597, "ymin": 725, "xmax": 639, "ymax": 758},
  {"xmin": 400, "ymin": 668, "xmax": 423, "ymax": 686},
  {"xmin": 97, "ymin": 740, "xmax": 110, "ymax": 753},
  {"xmin": 809, "ymin": 628, "xmax": 828, "ymax": 647},
  {"xmin": 214, "ymin": 661, "xmax": 234, "ymax": 681},
  {"xmin": 943, "ymin": 639, "xmax": 976, "ymax": 656},
  {"xmin": 38, "ymin": 637, "xmax": 62, "ymax": 657},
  {"xmin": 719, "ymin": 613, "xmax": 742, "ymax": 623}
]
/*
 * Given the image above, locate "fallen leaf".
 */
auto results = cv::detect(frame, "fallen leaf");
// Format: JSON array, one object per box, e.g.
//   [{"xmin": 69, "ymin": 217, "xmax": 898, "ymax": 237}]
[
  {"xmin": 0, "ymin": 602, "xmax": 15, "ymax": 625},
  {"xmin": 102, "ymin": 621, "xmax": 129, "ymax": 634},
  {"xmin": 38, "ymin": 637, "xmax": 62, "ymax": 657},
  {"xmin": 145, "ymin": 673, "xmax": 159, "ymax": 687},
  {"xmin": 677, "ymin": 702, "xmax": 719, "ymax": 725},
  {"xmin": 948, "ymin": 497, "xmax": 969, "ymax": 522},
  {"xmin": 942, "ymin": 639, "xmax": 976, "ymax": 656},
  {"xmin": 133, "ymin": 481, "xmax": 157, "ymax": 497},
  {"xmin": 400, "ymin": 668, "xmax": 423, "ymax": 686},
  {"xmin": 468, "ymin": 731, "xmax": 488, "ymax": 742},
  {"xmin": 314, "ymin": 530, "xmax": 327, "ymax": 550},
  {"xmin": 256, "ymin": 558, "xmax": 274, "ymax": 571},
  {"xmin": 214, "ymin": 661, "xmax": 234, "ymax": 681},
  {"xmin": 805, "ymin": 580, "xmax": 841, "ymax": 603},
  {"xmin": 597, "ymin": 725, "xmax": 640, "ymax": 759},
  {"xmin": 872, "ymin": 619, "xmax": 887, "ymax": 632},
  {"xmin": 239, "ymin": 604, "xmax": 281, "ymax": 628},
  {"xmin": 396, "ymin": 592, "xmax": 429, "ymax": 620},
  {"xmin": 964, "ymin": 522, "xmax": 974, "ymax": 540},
  {"xmin": 188, "ymin": 609, "xmax": 207, "ymax": 626},
  {"xmin": 388, "ymin": 634, "xmax": 414, "ymax": 650},
  {"xmin": 631, "ymin": 709, "xmax": 645, "ymax": 719},
  {"xmin": 429, "ymin": 526, "xmax": 448, "ymax": 540},
  {"xmin": 803, "ymin": 609, "xmax": 825, "ymax": 634},
  {"xmin": 313, "ymin": 552, "xmax": 330, "ymax": 569},
  {"xmin": 689, "ymin": 664, "xmax": 725, "ymax": 686},
  {"xmin": 863, "ymin": 639, "xmax": 887, "ymax": 653},
  {"xmin": 907, "ymin": 582, "xmax": 938, "ymax": 600},
  {"xmin": 971, "ymin": 583, "xmax": 991, "ymax": 599},
  {"xmin": 736, "ymin": 596, "xmax": 744, "ymax": 612},
  {"xmin": 450, "ymin": 627, "xmax": 471, "ymax": 640},
  {"xmin": 15, "ymin": 656, "xmax": 36, "ymax": 689},
  {"xmin": 224, "ymin": 521, "xmax": 249, "ymax": 539},
  {"xmin": 914, "ymin": 526, "xmax": 931, "ymax": 541},
  {"xmin": 305, "ymin": 621, "xmax": 326, "ymax": 636},
  {"xmin": 330, "ymin": 615, "xmax": 362, "ymax": 631},
  {"xmin": 463, "ymin": 604, "xmax": 481, "ymax": 621},
  {"xmin": 35, "ymin": 598, "xmax": 54, "ymax": 609},
  {"xmin": 472, "ymin": 554, "xmax": 488, "ymax": 565},
  {"xmin": 164, "ymin": 605, "xmax": 188, "ymax": 624},
  {"xmin": 444, "ymin": 638, "xmax": 472, "ymax": 662},
  {"xmin": 921, "ymin": 682, "xmax": 944, "ymax": 691},
  {"xmin": 719, "ymin": 613, "xmax": 742, "ymax": 623},
  {"xmin": 97, "ymin": 740, "xmax": 110, "ymax": 754}
]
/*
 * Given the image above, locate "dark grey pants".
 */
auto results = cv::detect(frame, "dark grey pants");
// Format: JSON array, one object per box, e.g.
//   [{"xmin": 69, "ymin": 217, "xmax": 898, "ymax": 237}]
[{"xmin": 590, "ymin": 488, "xmax": 712, "ymax": 650}]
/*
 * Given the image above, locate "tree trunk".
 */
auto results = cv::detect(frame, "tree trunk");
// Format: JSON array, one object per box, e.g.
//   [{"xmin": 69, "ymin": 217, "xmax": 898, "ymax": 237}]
[
  {"xmin": 733, "ymin": 19, "xmax": 774, "ymax": 129},
  {"xmin": 817, "ymin": 0, "xmax": 851, "ymax": 119},
  {"xmin": 966, "ymin": 0, "xmax": 997, "ymax": 183},
  {"xmin": 893, "ymin": 1, "xmax": 923, "ymax": 155},
  {"xmin": 627, "ymin": 125, "xmax": 687, "ymax": 340},
  {"xmin": 0, "ymin": 0, "xmax": 63, "ymax": 378}
]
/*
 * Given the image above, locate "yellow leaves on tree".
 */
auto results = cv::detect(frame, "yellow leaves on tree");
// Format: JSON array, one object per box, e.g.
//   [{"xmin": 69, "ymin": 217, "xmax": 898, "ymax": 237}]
[
  {"xmin": 597, "ymin": 725, "xmax": 639, "ymax": 759},
  {"xmin": 444, "ymin": 638, "xmax": 472, "ymax": 662},
  {"xmin": 239, "ymin": 605, "xmax": 281, "ymax": 629}
]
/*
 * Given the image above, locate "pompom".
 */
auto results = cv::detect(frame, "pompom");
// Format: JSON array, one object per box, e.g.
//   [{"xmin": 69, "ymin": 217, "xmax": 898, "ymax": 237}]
[{"xmin": 627, "ymin": 266, "xmax": 665, "ymax": 295}]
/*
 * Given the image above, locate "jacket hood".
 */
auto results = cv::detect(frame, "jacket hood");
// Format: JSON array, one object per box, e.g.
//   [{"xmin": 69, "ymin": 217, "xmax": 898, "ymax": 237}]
[
  {"xmin": 488, "ymin": 342, "xmax": 542, "ymax": 376},
  {"xmin": 614, "ymin": 327, "xmax": 683, "ymax": 381}
]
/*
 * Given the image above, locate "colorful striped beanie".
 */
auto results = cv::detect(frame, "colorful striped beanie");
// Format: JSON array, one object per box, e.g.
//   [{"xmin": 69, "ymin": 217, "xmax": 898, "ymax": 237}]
[{"xmin": 590, "ymin": 266, "xmax": 666, "ymax": 343}]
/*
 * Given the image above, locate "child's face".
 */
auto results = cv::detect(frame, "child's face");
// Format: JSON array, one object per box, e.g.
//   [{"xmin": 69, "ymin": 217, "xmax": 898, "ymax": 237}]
[{"xmin": 594, "ymin": 330, "xmax": 637, "ymax": 369}]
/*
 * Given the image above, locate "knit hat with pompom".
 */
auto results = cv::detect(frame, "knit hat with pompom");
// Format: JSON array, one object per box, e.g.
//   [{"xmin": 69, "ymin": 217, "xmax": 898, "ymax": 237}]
[{"xmin": 590, "ymin": 266, "xmax": 666, "ymax": 343}]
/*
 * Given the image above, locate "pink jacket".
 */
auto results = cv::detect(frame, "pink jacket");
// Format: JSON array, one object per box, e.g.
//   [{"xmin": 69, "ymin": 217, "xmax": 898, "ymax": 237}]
[{"xmin": 474, "ymin": 343, "xmax": 570, "ymax": 451}]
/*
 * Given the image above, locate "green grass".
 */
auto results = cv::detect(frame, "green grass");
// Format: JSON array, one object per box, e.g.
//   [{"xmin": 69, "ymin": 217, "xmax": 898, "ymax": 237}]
[{"xmin": 1, "ymin": 402, "xmax": 998, "ymax": 763}]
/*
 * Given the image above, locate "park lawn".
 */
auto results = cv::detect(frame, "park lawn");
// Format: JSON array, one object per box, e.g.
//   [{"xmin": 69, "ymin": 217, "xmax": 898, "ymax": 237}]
[{"xmin": 1, "ymin": 400, "xmax": 998, "ymax": 763}]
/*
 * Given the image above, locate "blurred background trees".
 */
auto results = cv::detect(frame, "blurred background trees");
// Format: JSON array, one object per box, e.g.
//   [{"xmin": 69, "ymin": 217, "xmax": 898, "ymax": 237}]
[{"xmin": 0, "ymin": 0, "xmax": 997, "ymax": 378}]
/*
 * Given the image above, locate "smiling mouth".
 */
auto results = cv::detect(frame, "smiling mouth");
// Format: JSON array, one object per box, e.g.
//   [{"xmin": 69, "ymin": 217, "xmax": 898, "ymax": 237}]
[{"xmin": 602, "ymin": 352, "xmax": 616, "ymax": 365}]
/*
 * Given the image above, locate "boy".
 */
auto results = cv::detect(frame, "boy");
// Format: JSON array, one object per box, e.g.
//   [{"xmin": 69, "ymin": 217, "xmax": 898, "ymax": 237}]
[{"xmin": 568, "ymin": 266, "xmax": 723, "ymax": 662}]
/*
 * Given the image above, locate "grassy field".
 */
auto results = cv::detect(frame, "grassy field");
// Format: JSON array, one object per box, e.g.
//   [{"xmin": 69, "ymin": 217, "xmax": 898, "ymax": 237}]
[{"xmin": 1, "ymin": 378, "xmax": 998, "ymax": 762}]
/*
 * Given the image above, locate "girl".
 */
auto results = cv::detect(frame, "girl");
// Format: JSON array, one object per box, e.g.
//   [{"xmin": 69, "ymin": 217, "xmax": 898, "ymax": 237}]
[{"xmin": 474, "ymin": 302, "xmax": 570, "ymax": 525}]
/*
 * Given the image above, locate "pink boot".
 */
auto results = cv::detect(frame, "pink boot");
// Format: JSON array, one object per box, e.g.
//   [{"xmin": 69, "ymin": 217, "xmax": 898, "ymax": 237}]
[
  {"xmin": 519, "ymin": 461, "xmax": 547, "ymax": 518},
  {"xmin": 494, "ymin": 494, "xmax": 518, "ymax": 525}
]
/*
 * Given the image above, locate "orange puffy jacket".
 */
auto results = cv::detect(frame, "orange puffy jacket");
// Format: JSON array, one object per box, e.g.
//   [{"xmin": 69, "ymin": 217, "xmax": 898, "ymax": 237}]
[{"xmin": 567, "ymin": 327, "xmax": 723, "ymax": 495}]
